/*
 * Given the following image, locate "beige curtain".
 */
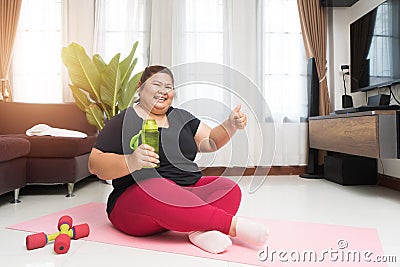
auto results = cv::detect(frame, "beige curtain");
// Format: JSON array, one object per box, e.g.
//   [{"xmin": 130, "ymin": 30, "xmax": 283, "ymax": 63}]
[
  {"xmin": 297, "ymin": 0, "xmax": 330, "ymax": 116},
  {"xmin": 0, "ymin": 0, "xmax": 22, "ymax": 102}
]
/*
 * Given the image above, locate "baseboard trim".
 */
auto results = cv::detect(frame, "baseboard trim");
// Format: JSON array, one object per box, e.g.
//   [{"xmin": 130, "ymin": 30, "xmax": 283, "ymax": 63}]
[
  {"xmin": 378, "ymin": 173, "xmax": 400, "ymax": 191},
  {"xmin": 201, "ymin": 166, "xmax": 307, "ymax": 176},
  {"xmin": 202, "ymin": 167, "xmax": 400, "ymax": 191}
]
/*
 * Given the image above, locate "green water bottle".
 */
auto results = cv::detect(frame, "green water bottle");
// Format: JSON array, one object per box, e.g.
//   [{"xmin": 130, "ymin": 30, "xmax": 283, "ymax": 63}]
[{"xmin": 130, "ymin": 119, "xmax": 160, "ymax": 168}]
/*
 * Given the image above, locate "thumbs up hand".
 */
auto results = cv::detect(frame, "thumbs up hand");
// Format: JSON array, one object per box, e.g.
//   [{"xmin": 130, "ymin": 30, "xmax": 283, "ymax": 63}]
[{"xmin": 228, "ymin": 103, "xmax": 247, "ymax": 130}]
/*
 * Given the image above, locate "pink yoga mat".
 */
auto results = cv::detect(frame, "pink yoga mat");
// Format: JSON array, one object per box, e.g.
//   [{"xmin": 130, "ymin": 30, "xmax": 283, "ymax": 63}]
[{"xmin": 8, "ymin": 202, "xmax": 387, "ymax": 266}]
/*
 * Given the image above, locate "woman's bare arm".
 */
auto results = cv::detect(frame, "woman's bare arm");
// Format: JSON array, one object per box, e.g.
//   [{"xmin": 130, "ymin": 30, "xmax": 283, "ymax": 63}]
[
  {"xmin": 88, "ymin": 145, "xmax": 159, "ymax": 180},
  {"xmin": 194, "ymin": 121, "xmax": 237, "ymax": 152},
  {"xmin": 194, "ymin": 104, "xmax": 247, "ymax": 152}
]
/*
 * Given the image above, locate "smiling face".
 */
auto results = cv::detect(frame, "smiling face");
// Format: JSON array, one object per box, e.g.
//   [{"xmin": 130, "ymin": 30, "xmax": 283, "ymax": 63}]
[{"xmin": 138, "ymin": 72, "xmax": 174, "ymax": 115}]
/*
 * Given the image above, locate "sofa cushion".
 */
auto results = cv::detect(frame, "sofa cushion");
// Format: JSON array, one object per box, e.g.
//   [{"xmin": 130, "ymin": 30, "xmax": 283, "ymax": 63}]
[
  {"xmin": 27, "ymin": 154, "xmax": 91, "ymax": 184},
  {"xmin": 2, "ymin": 134, "xmax": 96, "ymax": 158},
  {"xmin": 0, "ymin": 137, "xmax": 30, "ymax": 162},
  {"xmin": 27, "ymin": 135, "xmax": 97, "ymax": 158}
]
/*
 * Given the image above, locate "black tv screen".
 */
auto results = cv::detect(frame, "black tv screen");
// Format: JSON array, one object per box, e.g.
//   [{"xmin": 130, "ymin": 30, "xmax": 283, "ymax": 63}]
[{"xmin": 350, "ymin": 0, "xmax": 400, "ymax": 92}]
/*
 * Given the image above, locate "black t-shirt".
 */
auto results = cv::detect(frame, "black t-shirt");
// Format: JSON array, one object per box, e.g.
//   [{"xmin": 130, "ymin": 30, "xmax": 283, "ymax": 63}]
[{"xmin": 94, "ymin": 106, "xmax": 202, "ymax": 215}]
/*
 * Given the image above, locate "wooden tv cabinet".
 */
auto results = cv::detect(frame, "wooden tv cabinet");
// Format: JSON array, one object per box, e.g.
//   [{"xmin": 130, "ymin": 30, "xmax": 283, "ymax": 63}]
[{"xmin": 309, "ymin": 110, "xmax": 398, "ymax": 158}]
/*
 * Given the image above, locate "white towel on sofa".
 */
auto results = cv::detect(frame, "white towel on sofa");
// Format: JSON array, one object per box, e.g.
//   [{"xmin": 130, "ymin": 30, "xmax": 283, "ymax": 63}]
[{"xmin": 26, "ymin": 124, "xmax": 87, "ymax": 138}]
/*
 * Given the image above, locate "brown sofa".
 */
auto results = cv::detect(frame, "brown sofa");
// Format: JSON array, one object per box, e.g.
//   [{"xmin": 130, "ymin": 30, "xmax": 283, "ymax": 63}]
[
  {"xmin": 0, "ymin": 137, "xmax": 30, "ymax": 202},
  {"xmin": 0, "ymin": 102, "xmax": 97, "ymax": 199}
]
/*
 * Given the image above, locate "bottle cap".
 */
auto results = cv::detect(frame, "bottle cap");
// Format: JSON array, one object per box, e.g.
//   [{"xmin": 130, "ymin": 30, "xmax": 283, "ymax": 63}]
[{"xmin": 142, "ymin": 119, "xmax": 158, "ymax": 131}]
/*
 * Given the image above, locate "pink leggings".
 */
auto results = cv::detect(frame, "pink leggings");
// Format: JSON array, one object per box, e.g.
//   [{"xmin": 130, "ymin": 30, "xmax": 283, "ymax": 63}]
[{"xmin": 109, "ymin": 176, "xmax": 241, "ymax": 236}]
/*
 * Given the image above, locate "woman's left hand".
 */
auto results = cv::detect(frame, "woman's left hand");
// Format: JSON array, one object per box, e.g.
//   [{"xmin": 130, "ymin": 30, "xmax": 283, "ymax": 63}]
[{"xmin": 228, "ymin": 103, "xmax": 247, "ymax": 130}]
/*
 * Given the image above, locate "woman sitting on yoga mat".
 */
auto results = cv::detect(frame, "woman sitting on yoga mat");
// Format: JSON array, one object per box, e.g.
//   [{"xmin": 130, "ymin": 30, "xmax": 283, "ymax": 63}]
[{"xmin": 88, "ymin": 65, "xmax": 269, "ymax": 254}]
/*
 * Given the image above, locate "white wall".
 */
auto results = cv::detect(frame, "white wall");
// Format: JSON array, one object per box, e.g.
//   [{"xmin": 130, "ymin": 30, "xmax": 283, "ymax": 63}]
[{"xmin": 328, "ymin": 0, "xmax": 400, "ymax": 178}]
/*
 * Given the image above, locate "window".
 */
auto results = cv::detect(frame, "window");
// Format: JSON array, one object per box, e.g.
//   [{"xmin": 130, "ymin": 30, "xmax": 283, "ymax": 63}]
[
  {"xmin": 182, "ymin": 0, "xmax": 224, "ymax": 63},
  {"xmin": 263, "ymin": 0, "xmax": 307, "ymax": 121},
  {"xmin": 12, "ymin": 0, "xmax": 62, "ymax": 103},
  {"xmin": 174, "ymin": 0, "xmax": 225, "ymax": 125},
  {"xmin": 97, "ymin": 0, "xmax": 148, "ymax": 71}
]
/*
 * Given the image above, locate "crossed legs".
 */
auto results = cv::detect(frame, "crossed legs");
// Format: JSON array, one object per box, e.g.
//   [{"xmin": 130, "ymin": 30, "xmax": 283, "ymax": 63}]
[
  {"xmin": 109, "ymin": 176, "xmax": 239, "ymax": 235},
  {"xmin": 109, "ymin": 176, "xmax": 268, "ymax": 253}
]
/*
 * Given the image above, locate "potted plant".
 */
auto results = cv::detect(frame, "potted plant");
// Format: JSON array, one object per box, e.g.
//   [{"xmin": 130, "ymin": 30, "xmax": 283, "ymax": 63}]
[{"xmin": 61, "ymin": 42, "xmax": 142, "ymax": 130}]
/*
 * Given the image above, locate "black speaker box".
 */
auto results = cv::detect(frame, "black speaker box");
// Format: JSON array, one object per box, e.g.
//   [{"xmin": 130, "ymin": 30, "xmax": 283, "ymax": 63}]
[
  {"xmin": 342, "ymin": 94, "xmax": 353, "ymax": 108},
  {"xmin": 397, "ymin": 111, "xmax": 400, "ymax": 159},
  {"xmin": 324, "ymin": 155, "xmax": 377, "ymax": 185},
  {"xmin": 300, "ymin": 57, "xmax": 321, "ymax": 179}
]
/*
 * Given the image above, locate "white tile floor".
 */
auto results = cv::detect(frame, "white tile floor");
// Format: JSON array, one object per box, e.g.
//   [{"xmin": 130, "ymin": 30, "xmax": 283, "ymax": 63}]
[{"xmin": 0, "ymin": 175, "xmax": 399, "ymax": 267}]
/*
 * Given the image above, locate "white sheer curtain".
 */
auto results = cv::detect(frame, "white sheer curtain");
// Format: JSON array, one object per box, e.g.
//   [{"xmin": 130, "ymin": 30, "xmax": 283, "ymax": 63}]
[
  {"xmin": 170, "ymin": 0, "xmax": 272, "ymax": 168},
  {"xmin": 171, "ymin": 0, "xmax": 225, "ymax": 110},
  {"xmin": 170, "ymin": 0, "xmax": 306, "ymax": 166},
  {"xmin": 12, "ymin": 0, "xmax": 95, "ymax": 103},
  {"xmin": 171, "ymin": 0, "xmax": 234, "ymax": 167},
  {"xmin": 263, "ymin": 0, "xmax": 308, "ymax": 165},
  {"xmin": 12, "ymin": 0, "xmax": 63, "ymax": 103},
  {"xmin": 93, "ymin": 0, "xmax": 150, "ymax": 70}
]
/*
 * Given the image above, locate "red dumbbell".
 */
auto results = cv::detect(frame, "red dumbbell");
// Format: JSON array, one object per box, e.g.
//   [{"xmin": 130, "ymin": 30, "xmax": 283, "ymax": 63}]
[{"xmin": 26, "ymin": 215, "xmax": 89, "ymax": 254}]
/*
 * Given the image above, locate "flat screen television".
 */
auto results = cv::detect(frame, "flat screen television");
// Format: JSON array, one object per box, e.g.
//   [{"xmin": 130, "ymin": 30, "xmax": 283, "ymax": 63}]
[{"xmin": 350, "ymin": 0, "xmax": 400, "ymax": 92}]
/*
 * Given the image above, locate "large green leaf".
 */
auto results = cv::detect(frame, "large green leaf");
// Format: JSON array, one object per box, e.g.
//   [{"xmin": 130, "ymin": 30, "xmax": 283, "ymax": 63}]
[
  {"xmin": 86, "ymin": 104, "xmax": 105, "ymax": 130},
  {"xmin": 61, "ymin": 43, "xmax": 101, "ymax": 102},
  {"xmin": 93, "ymin": 54, "xmax": 107, "ymax": 74},
  {"xmin": 100, "ymin": 53, "xmax": 121, "ymax": 117},
  {"xmin": 69, "ymin": 84, "xmax": 92, "ymax": 112},
  {"xmin": 119, "ymin": 71, "xmax": 142, "ymax": 111},
  {"xmin": 63, "ymin": 41, "xmax": 141, "ymax": 129},
  {"xmin": 120, "ymin": 42, "xmax": 138, "ymax": 86},
  {"xmin": 121, "ymin": 58, "xmax": 138, "ymax": 90}
]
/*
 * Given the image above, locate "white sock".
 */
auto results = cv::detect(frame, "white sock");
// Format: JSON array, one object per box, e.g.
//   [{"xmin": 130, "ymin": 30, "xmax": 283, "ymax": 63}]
[
  {"xmin": 188, "ymin": 230, "xmax": 232, "ymax": 254},
  {"xmin": 235, "ymin": 217, "xmax": 269, "ymax": 246}
]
